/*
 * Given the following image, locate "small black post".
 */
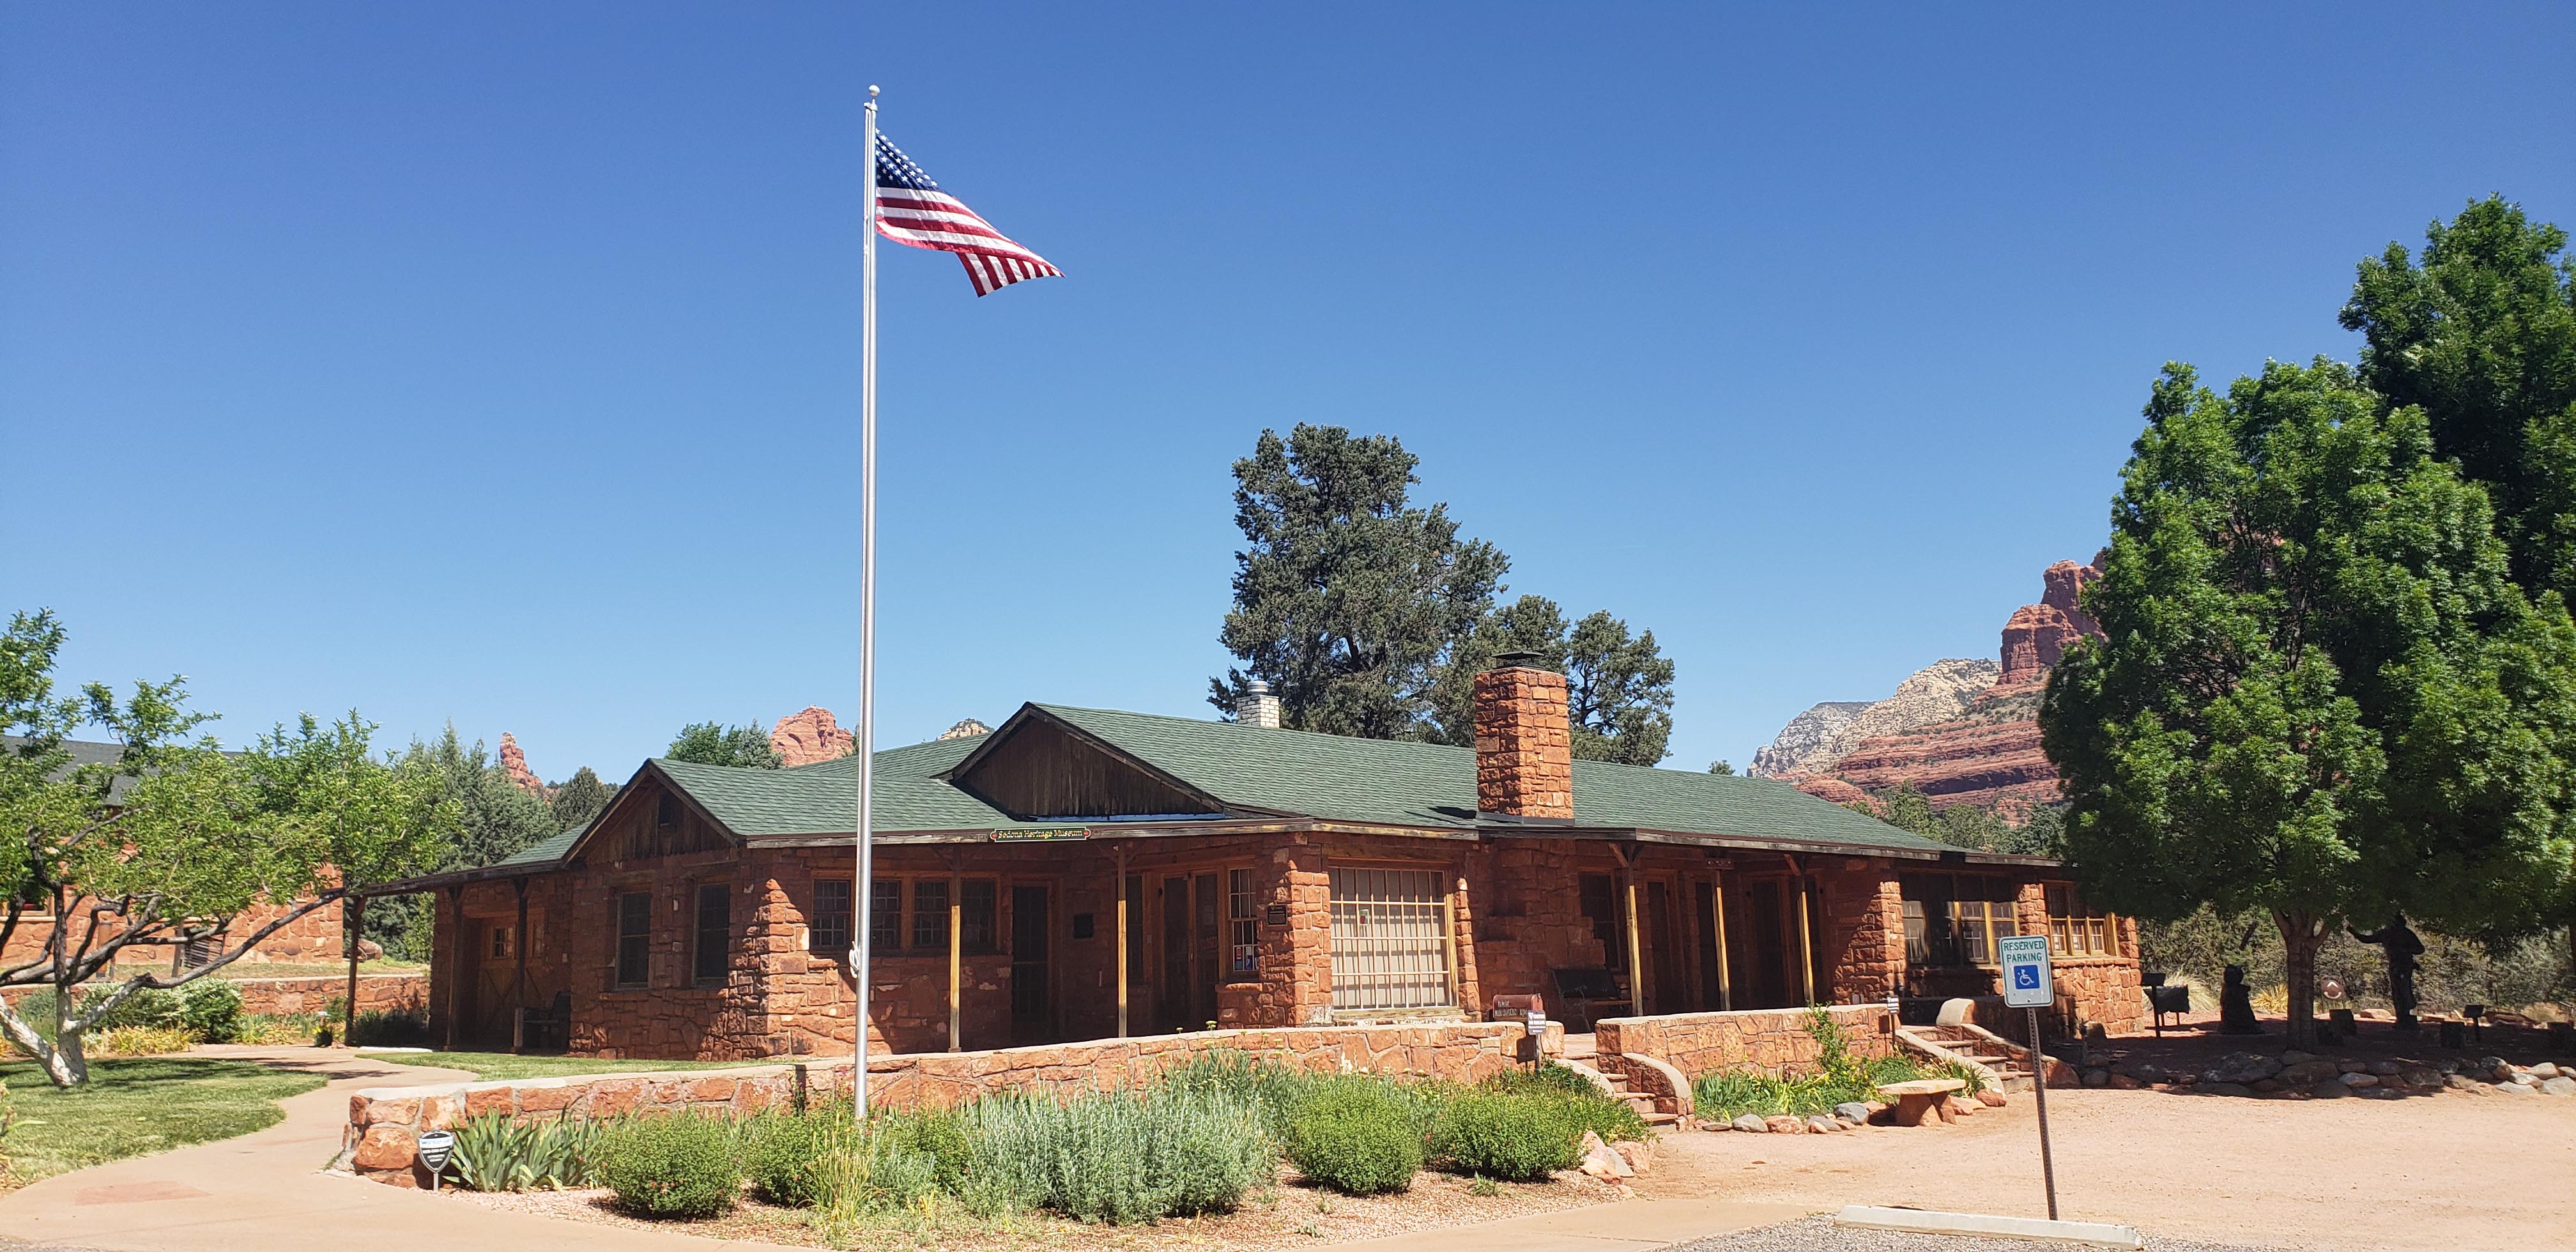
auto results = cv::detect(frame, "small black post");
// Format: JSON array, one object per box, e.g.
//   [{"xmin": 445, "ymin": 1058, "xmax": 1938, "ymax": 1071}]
[{"xmin": 2028, "ymin": 1007, "xmax": 2058, "ymax": 1221}]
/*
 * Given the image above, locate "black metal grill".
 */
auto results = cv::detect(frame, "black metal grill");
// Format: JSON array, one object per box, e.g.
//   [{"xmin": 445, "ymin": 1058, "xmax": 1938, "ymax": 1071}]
[{"xmin": 2147, "ymin": 982, "xmax": 2191, "ymax": 1035}]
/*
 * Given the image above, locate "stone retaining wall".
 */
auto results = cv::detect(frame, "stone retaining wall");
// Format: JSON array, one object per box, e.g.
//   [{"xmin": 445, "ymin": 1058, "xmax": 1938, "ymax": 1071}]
[
  {"xmin": 1591, "ymin": 1004, "xmax": 1896, "ymax": 1080},
  {"xmin": 234, "ymin": 973, "xmax": 426, "ymax": 1018},
  {"xmin": 343, "ymin": 1018, "xmax": 1554, "ymax": 1187}
]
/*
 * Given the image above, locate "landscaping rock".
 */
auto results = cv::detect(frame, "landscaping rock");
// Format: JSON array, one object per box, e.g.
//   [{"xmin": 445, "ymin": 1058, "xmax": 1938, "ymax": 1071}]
[
  {"xmin": 2338, "ymin": 1071, "xmax": 2379, "ymax": 1088},
  {"xmin": 2443, "ymin": 1073, "xmax": 2480, "ymax": 1091},
  {"xmin": 2435, "ymin": 1058, "xmax": 2461, "ymax": 1074},
  {"xmin": 2081, "ymin": 1069, "xmax": 2111, "ymax": 1087},
  {"xmin": 2310, "ymin": 1080, "xmax": 2351, "ymax": 1098},
  {"xmin": 1975, "ymin": 1088, "xmax": 2007, "ymax": 1107},
  {"xmin": 2278, "ymin": 1050, "xmax": 2318, "ymax": 1065},
  {"xmin": 2133, "ymin": 1064, "xmax": 2168, "ymax": 1085},
  {"xmin": 1611, "ymin": 1139, "xmax": 1653, "ymax": 1172},
  {"xmin": 2108, "ymin": 1073, "xmax": 2145, "ymax": 1090},
  {"xmin": 1731, "ymin": 1113, "xmax": 1769, "ymax": 1133},
  {"xmin": 2280, "ymin": 1060, "xmax": 2341, "ymax": 1085},
  {"xmin": 1579, "ymin": 1140, "xmax": 1632, "ymax": 1180},
  {"xmin": 1833, "ymin": 1101, "xmax": 1872, "ymax": 1125},
  {"xmin": 1804, "ymin": 1115, "xmax": 1839, "ymax": 1134},
  {"xmin": 2497, "ymin": 1081, "xmax": 2536, "ymax": 1095},
  {"xmin": 2366, "ymin": 1060, "xmax": 2404, "ymax": 1077},
  {"xmin": 2476, "ymin": 1056, "xmax": 2513, "ymax": 1082},
  {"xmin": 2204, "ymin": 1052, "xmax": 2283, "ymax": 1085},
  {"xmin": 2531, "ymin": 1062, "xmax": 2562, "ymax": 1080},
  {"xmin": 2202, "ymin": 1082, "xmax": 2255, "ymax": 1097},
  {"xmin": 1764, "ymin": 1115, "xmax": 1807, "ymax": 1134},
  {"xmin": 2540, "ymin": 1076, "xmax": 2576, "ymax": 1097},
  {"xmin": 2402, "ymin": 1068, "xmax": 2441, "ymax": 1088},
  {"xmin": 2251, "ymin": 1079, "xmax": 2285, "ymax": 1093},
  {"xmin": 1943, "ymin": 1096, "xmax": 1977, "ymax": 1120},
  {"xmin": 2336, "ymin": 1060, "xmax": 2370, "ymax": 1074}
]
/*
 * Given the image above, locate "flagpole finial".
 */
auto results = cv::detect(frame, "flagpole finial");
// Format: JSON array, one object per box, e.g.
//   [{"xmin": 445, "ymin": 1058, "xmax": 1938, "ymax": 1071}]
[{"xmin": 868, "ymin": 84, "xmax": 880, "ymax": 99}]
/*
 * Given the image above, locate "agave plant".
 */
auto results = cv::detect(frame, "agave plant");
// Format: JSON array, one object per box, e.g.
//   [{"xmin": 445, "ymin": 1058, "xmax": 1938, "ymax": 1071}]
[{"xmin": 448, "ymin": 1113, "xmax": 601, "ymax": 1191}]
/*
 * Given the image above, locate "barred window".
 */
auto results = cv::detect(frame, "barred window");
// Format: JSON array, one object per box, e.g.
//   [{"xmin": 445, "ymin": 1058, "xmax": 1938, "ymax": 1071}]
[
  {"xmin": 693, "ymin": 883, "xmax": 731, "ymax": 984},
  {"xmin": 811, "ymin": 879, "xmax": 852, "ymax": 956},
  {"xmin": 1228, "ymin": 868, "xmax": 1259, "ymax": 976},
  {"xmin": 961, "ymin": 880, "xmax": 997, "ymax": 954},
  {"xmin": 2046, "ymin": 885, "xmax": 2113, "ymax": 956},
  {"xmin": 1329, "ymin": 867, "xmax": 1452, "ymax": 1011},
  {"xmin": 615, "ymin": 891, "xmax": 651, "ymax": 987},
  {"xmin": 911, "ymin": 880, "xmax": 949, "ymax": 950}
]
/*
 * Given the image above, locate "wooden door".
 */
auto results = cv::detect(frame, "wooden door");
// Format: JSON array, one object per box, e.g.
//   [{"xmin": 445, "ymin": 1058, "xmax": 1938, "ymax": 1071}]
[
  {"xmin": 470, "ymin": 919, "xmax": 518, "ymax": 1047},
  {"xmin": 1730, "ymin": 880, "xmax": 1793, "ymax": 1009},
  {"xmin": 1693, "ymin": 880, "xmax": 1726, "ymax": 1010},
  {"xmin": 1159, "ymin": 874, "xmax": 1192, "ymax": 1030},
  {"xmin": 1192, "ymin": 871, "xmax": 1221, "ymax": 1027},
  {"xmin": 1645, "ymin": 881, "xmax": 1685, "ymax": 1014},
  {"xmin": 1009, "ymin": 885, "xmax": 1052, "ymax": 1042}
]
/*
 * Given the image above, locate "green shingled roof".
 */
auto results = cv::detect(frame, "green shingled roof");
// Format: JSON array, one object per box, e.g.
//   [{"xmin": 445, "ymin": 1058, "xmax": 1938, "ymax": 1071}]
[{"xmin": 629, "ymin": 703, "xmax": 1949, "ymax": 857}]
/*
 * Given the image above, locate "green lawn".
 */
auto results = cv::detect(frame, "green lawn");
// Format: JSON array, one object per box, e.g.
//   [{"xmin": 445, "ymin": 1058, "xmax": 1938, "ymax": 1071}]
[
  {"xmin": 376, "ymin": 1051, "xmax": 754, "ymax": 1081},
  {"xmin": 0, "ymin": 1057, "xmax": 327, "ymax": 1187}
]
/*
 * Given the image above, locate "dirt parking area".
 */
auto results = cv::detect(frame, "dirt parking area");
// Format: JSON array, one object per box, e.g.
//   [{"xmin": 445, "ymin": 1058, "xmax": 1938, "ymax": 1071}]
[{"xmin": 1636, "ymin": 1079, "xmax": 2573, "ymax": 1251}]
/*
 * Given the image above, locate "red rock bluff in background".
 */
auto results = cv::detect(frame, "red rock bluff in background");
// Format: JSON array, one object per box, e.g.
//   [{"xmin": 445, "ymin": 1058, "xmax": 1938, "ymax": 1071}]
[
  {"xmin": 770, "ymin": 706, "xmax": 856, "ymax": 767},
  {"xmin": 1765, "ymin": 553, "xmax": 2106, "ymax": 816},
  {"xmin": 498, "ymin": 732, "xmax": 547, "ymax": 796}
]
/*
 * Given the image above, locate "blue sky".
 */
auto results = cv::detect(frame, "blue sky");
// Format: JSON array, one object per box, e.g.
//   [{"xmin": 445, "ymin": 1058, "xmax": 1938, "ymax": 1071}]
[{"xmin": 6, "ymin": 4, "xmax": 2570, "ymax": 783}]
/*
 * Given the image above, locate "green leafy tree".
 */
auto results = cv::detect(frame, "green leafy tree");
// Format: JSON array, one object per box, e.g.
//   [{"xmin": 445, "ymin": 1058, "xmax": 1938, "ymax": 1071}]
[
  {"xmin": 2041, "ymin": 360, "xmax": 2576, "ymax": 1045},
  {"xmin": 1707, "ymin": 760, "xmax": 1735, "ymax": 775},
  {"xmin": 548, "ymin": 765, "xmax": 618, "ymax": 829},
  {"xmin": 2343, "ymin": 198, "xmax": 2576, "ymax": 601},
  {"xmin": 1209, "ymin": 425, "xmax": 1506, "ymax": 739},
  {"xmin": 362, "ymin": 726, "xmax": 564, "ymax": 960},
  {"xmin": 1428, "ymin": 596, "xmax": 1676, "ymax": 765},
  {"xmin": 665, "ymin": 722, "xmax": 783, "ymax": 769},
  {"xmin": 0, "ymin": 610, "xmax": 453, "ymax": 1086}
]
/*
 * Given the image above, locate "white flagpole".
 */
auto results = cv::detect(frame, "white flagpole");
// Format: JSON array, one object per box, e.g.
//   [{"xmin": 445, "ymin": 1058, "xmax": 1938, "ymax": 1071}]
[{"xmin": 851, "ymin": 82, "xmax": 880, "ymax": 1122}]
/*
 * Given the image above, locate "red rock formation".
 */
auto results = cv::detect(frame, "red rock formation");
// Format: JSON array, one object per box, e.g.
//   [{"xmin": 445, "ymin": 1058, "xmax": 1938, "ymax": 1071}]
[
  {"xmin": 1997, "ymin": 556, "xmax": 2104, "ymax": 686},
  {"xmin": 498, "ymin": 733, "xmax": 546, "ymax": 797},
  {"xmin": 1786, "ymin": 553, "xmax": 2108, "ymax": 815},
  {"xmin": 770, "ymin": 706, "xmax": 855, "ymax": 767}
]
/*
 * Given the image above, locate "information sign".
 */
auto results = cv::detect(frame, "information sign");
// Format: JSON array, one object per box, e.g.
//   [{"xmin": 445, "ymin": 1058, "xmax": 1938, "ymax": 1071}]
[{"xmin": 1999, "ymin": 934, "xmax": 2053, "ymax": 1009}]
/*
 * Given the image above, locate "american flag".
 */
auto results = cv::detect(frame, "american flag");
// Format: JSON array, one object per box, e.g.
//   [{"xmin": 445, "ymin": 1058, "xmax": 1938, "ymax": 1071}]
[{"xmin": 874, "ymin": 135, "xmax": 1062, "ymax": 296}]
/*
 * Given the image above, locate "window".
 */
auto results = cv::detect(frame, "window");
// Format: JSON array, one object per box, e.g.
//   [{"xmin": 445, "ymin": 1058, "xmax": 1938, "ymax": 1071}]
[
  {"xmin": 2046, "ymin": 885, "xmax": 2113, "ymax": 956},
  {"xmin": 810, "ymin": 879, "xmax": 852, "ymax": 956},
  {"xmin": 870, "ymin": 880, "xmax": 902, "ymax": 949},
  {"xmin": 1228, "ymin": 868, "xmax": 1259, "ymax": 976},
  {"xmin": 911, "ymin": 880, "xmax": 949, "ymax": 949},
  {"xmin": 1328, "ymin": 867, "xmax": 1452, "ymax": 1011},
  {"xmin": 1578, "ymin": 873, "xmax": 1625, "ymax": 969},
  {"xmin": 615, "ymin": 891, "xmax": 652, "ymax": 986},
  {"xmin": 1901, "ymin": 873, "xmax": 2019, "ymax": 966},
  {"xmin": 490, "ymin": 925, "xmax": 514, "ymax": 959},
  {"xmin": 960, "ymin": 879, "xmax": 997, "ymax": 954},
  {"xmin": 656, "ymin": 793, "xmax": 680, "ymax": 828},
  {"xmin": 693, "ymin": 883, "xmax": 731, "ymax": 984}
]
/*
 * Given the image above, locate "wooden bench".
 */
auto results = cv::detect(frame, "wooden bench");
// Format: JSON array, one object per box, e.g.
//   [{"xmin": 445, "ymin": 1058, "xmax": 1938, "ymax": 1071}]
[{"xmin": 1876, "ymin": 1078, "xmax": 1968, "ymax": 1126}]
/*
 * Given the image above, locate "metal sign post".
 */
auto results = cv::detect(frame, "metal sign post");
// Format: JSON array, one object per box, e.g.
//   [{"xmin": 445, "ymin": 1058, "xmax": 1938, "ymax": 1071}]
[{"xmin": 1998, "ymin": 934, "xmax": 2058, "ymax": 1221}]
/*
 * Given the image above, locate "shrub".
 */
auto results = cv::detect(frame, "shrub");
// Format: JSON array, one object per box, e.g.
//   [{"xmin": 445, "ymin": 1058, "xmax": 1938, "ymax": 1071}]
[
  {"xmin": 180, "ymin": 981, "xmax": 245, "ymax": 1043},
  {"xmin": 1482, "ymin": 1065, "xmax": 1647, "ymax": 1143},
  {"xmin": 958, "ymin": 1085, "xmax": 1273, "ymax": 1223},
  {"xmin": 815, "ymin": 1128, "xmax": 937, "ymax": 1218},
  {"xmin": 1285, "ymin": 1085, "xmax": 1421, "ymax": 1195},
  {"xmin": 348, "ymin": 1009, "xmax": 431, "ymax": 1047},
  {"xmin": 884, "ymin": 1106, "xmax": 971, "ymax": 1195},
  {"xmin": 1427, "ymin": 1092, "xmax": 1579, "ymax": 1182},
  {"xmin": 89, "ymin": 986, "xmax": 184, "ymax": 1033},
  {"xmin": 747, "ymin": 1110, "xmax": 859, "ymax": 1208},
  {"xmin": 96, "ymin": 1025, "xmax": 197, "ymax": 1056},
  {"xmin": 594, "ymin": 1113, "xmax": 742, "ymax": 1219}
]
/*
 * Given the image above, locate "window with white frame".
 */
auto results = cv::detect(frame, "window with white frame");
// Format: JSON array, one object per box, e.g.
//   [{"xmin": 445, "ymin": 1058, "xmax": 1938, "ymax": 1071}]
[{"xmin": 1328, "ymin": 867, "xmax": 1452, "ymax": 1011}]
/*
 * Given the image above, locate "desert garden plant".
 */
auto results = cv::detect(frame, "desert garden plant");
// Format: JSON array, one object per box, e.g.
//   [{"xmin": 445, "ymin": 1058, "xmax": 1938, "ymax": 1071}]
[
  {"xmin": 592, "ymin": 1112, "xmax": 742, "ymax": 1218},
  {"xmin": 955, "ymin": 1084, "xmax": 1273, "ymax": 1223},
  {"xmin": 1426, "ymin": 1091, "xmax": 1580, "ymax": 1182},
  {"xmin": 1284, "ymin": 1082, "xmax": 1422, "ymax": 1195},
  {"xmin": 448, "ymin": 1113, "xmax": 600, "ymax": 1191}
]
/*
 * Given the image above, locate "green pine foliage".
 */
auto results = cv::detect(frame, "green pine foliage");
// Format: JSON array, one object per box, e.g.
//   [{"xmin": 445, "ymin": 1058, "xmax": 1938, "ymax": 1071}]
[{"xmin": 548, "ymin": 766, "xmax": 617, "ymax": 829}]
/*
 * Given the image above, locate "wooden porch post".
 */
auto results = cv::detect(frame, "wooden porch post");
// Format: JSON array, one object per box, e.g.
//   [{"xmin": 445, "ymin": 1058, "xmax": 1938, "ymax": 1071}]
[
  {"xmin": 1710, "ymin": 875, "xmax": 1733, "ymax": 1012},
  {"xmin": 1793, "ymin": 861, "xmax": 1816, "ymax": 1004},
  {"xmin": 1620, "ymin": 851, "xmax": 1646, "ymax": 1014},
  {"xmin": 1114, "ymin": 846, "xmax": 1129, "ymax": 1039},
  {"xmin": 947, "ymin": 866, "xmax": 963, "ymax": 1052},
  {"xmin": 441, "ymin": 884, "xmax": 463, "ymax": 1052},
  {"xmin": 510, "ymin": 879, "xmax": 531, "ymax": 1053}
]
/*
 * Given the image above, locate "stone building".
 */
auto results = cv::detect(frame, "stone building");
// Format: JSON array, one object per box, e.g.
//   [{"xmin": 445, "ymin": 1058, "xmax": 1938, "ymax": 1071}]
[{"xmin": 384, "ymin": 660, "xmax": 2141, "ymax": 1061}]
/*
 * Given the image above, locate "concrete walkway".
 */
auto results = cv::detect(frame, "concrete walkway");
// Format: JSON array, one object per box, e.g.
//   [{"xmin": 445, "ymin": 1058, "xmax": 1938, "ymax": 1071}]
[{"xmin": 0, "ymin": 1047, "xmax": 1807, "ymax": 1252}]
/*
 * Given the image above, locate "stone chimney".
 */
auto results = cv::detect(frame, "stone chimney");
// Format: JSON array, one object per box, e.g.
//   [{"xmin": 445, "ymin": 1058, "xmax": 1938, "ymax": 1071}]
[
  {"xmin": 1473, "ymin": 652, "xmax": 1573, "ymax": 820},
  {"xmin": 1235, "ymin": 679, "xmax": 1282, "ymax": 729}
]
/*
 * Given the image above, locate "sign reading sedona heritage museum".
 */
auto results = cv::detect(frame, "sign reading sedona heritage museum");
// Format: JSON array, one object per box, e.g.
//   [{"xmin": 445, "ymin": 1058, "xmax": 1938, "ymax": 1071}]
[{"xmin": 990, "ymin": 827, "xmax": 1089, "ymax": 842}]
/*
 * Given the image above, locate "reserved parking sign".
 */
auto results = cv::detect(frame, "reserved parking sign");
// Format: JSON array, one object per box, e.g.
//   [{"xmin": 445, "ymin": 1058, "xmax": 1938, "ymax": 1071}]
[{"xmin": 1999, "ymin": 934, "xmax": 2053, "ymax": 1009}]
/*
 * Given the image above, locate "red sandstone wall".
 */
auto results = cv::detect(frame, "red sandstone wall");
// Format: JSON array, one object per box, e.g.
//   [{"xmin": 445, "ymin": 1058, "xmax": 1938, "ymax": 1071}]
[
  {"xmin": 1, "ymin": 894, "xmax": 347, "ymax": 970},
  {"xmin": 234, "ymin": 973, "xmax": 425, "ymax": 1017},
  {"xmin": 1592, "ymin": 1004, "xmax": 1896, "ymax": 1078}
]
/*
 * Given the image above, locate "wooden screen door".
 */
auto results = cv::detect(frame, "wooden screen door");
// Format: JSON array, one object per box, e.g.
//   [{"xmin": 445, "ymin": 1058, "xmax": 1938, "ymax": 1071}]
[
  {"xmin": 1645, "ymin": 881, "xmax": 1685, "ymax": 1014},
  {"xmin": 1010, "ymin": 885, "xmax": 1052, "ymax": 1041},
  {"xmin": 1160, "ymin": 875, "xmax": 1192, "ymax": 1030},
  {"xmin": 1730, "ymin": 880, "xmax": 1793, "ymax": 1009}
]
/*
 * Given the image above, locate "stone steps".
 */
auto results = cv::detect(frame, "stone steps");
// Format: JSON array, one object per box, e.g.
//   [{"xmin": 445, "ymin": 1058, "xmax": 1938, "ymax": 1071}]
[{"xmin": 1560, "ymin": 1032, "xmax": 1598, "ymax": 1060}]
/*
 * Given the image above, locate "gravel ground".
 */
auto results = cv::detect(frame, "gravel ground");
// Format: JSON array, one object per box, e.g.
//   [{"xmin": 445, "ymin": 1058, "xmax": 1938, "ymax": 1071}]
[{"xmin": 1669, "ymin": 1215, "xmax": 2292, "ymax": 1252}]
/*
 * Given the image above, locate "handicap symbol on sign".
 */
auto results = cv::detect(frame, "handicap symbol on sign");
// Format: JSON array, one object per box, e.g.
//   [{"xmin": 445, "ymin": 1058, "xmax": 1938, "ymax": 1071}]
[{"xmin": 2012, "ymin": 965, "xmax": 2043, "ymax": 991}]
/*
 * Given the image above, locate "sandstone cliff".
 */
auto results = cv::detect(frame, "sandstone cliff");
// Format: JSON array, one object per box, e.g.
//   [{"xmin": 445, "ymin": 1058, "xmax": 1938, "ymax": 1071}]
[
  {"xmin": 1751, "ymin": 660, "xmax": 1998, "ymax": 779},
  {"xmin": 770, "ymin": 706, "xmax": 855, "ymax": 767},
  {"xmin": 1749, "ymin": 701, "xmax": 1871, "ymax": 778},
  {"xmin": 1770, "ymin": 555, "xmax": 2104, "ymax": 815},
  {"xmin": 498, "ymin": 732, "xmax": 548, "ymax": 797}
]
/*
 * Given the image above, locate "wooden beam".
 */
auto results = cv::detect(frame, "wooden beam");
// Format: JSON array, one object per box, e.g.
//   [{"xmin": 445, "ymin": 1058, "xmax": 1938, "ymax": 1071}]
[
  {"xmin": 441, "ymin": 885, "xmax": 463, "ymax": 1052},
  {"xmin": 1711, "ymin": 875, "xmax": 1733, "ymax": 1012},
  {"xmin": 1115, "ymin": 846, "xmax": 1130, "ymax": 1039},
  {"xmin": 1795, "ymin": 871, "xmax": 1817, "ymax": 1005},
  {"xmin": 511, "ymin": 880, "xmax": 530, "ymax": 1053},
  {"xmin": 948, "ymin": 866, "xmax": 963, "ymax": 1052},
  {"xmin": 1620, "ymin": 853, "xmax": 1646, "ymax": 1015}
]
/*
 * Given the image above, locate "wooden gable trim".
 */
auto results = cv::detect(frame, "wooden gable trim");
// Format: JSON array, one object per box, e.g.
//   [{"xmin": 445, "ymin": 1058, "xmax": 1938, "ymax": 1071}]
[
  {"xmin": 940, "ymin": 704, "xmax": 1249, "ymax": 821},
  {"xmin": 556, "ymin": 760, "xmax": 747, "ymax": 867}
]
